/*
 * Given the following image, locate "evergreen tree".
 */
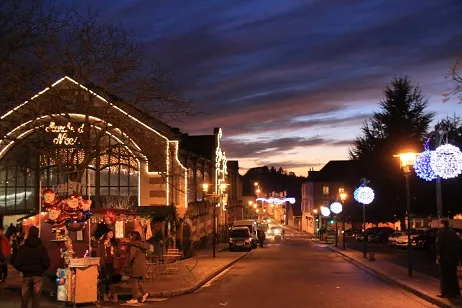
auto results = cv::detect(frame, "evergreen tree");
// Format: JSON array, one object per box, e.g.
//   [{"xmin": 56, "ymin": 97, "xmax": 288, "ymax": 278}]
[
  {"xmin": 348, "ymin": 76, "xmax": 434, "ymax": 227},
  {"xmin": 350, "ymin": 76, "xmax": 434, "ymax": 160}
]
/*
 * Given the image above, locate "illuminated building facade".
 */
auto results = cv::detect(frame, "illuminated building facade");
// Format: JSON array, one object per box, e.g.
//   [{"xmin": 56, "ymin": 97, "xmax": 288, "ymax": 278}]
[{"xmin": 0, "ymin": 76, "xmax": 232, "ymax": 221}]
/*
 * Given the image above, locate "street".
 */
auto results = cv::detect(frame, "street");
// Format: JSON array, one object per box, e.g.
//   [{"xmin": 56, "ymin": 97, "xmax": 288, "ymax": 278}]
[
  {"xmin": 344, "ymin": 237, "xmax": 440, "ymax": 279},
  {"xmin": 142, "ymin": 231, "xmax": 432, "ymax": 308},
  {"xmin": 0, "ymin": 231, "xmax": 435, "ymax": 308}
]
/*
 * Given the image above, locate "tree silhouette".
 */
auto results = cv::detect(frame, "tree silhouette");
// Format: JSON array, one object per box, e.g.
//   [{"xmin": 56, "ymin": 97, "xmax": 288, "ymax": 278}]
[
  {"xmin": 348, "ymin": 76, "xmax": 434, "ymax": 226},
  {"xmin": 350, "ymin": 76, "xmax": 433, "ymax": 160}
]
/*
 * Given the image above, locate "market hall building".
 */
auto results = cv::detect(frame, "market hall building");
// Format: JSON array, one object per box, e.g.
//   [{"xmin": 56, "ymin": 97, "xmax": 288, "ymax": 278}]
[{"xmin": 0, "ymin": 76, "xmax": 243, "ymax": 242}]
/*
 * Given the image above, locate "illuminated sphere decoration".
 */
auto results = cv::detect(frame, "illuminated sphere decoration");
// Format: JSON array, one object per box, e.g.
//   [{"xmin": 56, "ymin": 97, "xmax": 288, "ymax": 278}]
[
  {"xmin": 413, "ymin": 150, "xmax": 437, "ymax": 182},
  {"xmin": 320, "ymin": 206, "xmax": 331, "ymax": 217},
  {"xmin": 354, "ymin": 186, "xmax": 375, "ymax": 205},
  {"xmin": 330, "ymin": 202, "xmax": 343, "ymax": 214},
  {"xmin": 430, "ymin": 144, "xmax": 462, "ymax": 179}
]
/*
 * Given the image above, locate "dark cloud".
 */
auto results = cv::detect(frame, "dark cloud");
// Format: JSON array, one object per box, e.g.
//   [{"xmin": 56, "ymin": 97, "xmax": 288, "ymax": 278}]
[
  {"xmin": 65, "ymin": 0, "xmax": 462, "ymax": 173},
  {"xmin": 222, "ymin": 136, "xmax": 353, "ymax": 160}
]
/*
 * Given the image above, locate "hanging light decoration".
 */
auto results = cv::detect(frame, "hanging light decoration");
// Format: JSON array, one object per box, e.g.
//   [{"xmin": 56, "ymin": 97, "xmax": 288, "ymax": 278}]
[
  {"xmin": 320, "ymin": 206, "xmax": 331, "ymax": 217},
  {"xmin": 354, "ymin": 186, "xmax": 374, "ymax": 205},
  {"xmin": 430, "ymin": 144, "xmax": 462, "ymax": 179},
  {"xmin": 329, "ymin": 202, "xmax": 343, "ymax": 214},
  {"xmin": 414, "ymin": 150, "xmax": 437, "ymax": 181}
]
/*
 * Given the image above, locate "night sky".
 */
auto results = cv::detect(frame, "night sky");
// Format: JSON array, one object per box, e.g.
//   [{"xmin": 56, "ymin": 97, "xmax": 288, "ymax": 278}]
[{"xmin": 69, "ymin": 0, "xmax": 462, "ymax": 175}]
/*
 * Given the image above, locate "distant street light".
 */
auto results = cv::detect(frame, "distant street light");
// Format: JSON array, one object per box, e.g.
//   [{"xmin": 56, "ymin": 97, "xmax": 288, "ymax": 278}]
[
  {"xmin": 330, "ymin": 201, "xmax": 343, "ymax": 247},
  {"xmin": 354, "ymin": 178, "xmax": 375, "ymax": 259},
  {"xmin": 340, "ymin": 193, "xmax": 347, "ymax": 250},
  {"xmin": 394, "ymin": 152, "xmax": 418, "ymax": 277},
  {"xmin": 202, "ymin": 183, "xmax": 227, "ymax": 257}
]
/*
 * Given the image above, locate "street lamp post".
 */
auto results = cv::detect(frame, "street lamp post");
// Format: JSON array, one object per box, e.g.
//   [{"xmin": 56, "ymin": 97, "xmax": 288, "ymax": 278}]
[
  {"xmin": 395, "ymin": 152, "xmax": 418, "ymax": 277},
  {"xmin": 313, "ymin": 209, "xmax": 318, "ymax": 237},
  {"xmin": 202, "ymin": 183, "xmax": 227, "ymax": 258},
  {"xmin": 353, "ymin": 178, "xmax": 375, "ymax": 259},
  {"xmin": 340, "ymin": 193, "xmax": 347, "ymax": 250}
]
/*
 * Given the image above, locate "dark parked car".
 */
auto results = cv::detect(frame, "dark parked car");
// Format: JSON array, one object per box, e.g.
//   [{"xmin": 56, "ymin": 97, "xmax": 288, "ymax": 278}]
[
  {"xmin": 369, "ymin": 228, "xmax": 394, "ymax": 243},
  {"xmin": 413, "ymin": 228, "xmax": 437, "ymax": 250}
]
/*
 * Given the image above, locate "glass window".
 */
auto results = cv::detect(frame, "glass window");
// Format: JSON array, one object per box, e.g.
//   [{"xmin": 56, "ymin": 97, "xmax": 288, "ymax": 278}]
[
  {"xmin": 322, "ymin": 186, "xmax": 329, "ymax": 195},
  {"xmin": 0, "ymin": 131, "xmax": 140, "ymax": 213},
  {"xmin": 339, "ymin": 187, "xmax": 344, "ymax": 193},
  {"xmin": 100, "ymin": 169, "xmax": 110, "ymax": 186},
  {"xmin": 100, "ymin": 187, "xmax": 109, "ymax": 196}
]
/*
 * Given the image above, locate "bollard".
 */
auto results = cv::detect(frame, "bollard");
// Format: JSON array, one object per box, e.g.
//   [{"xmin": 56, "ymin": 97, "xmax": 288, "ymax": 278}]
[{"xmin": 369, "ymin": 252, "xmax": 375, "ymax": 261}]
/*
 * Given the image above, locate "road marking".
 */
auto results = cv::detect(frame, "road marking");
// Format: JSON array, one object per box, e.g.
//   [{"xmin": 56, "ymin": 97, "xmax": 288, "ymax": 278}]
[{"xmin": 199, "ymin": 267, "xmax": 232, "ymax": 289}]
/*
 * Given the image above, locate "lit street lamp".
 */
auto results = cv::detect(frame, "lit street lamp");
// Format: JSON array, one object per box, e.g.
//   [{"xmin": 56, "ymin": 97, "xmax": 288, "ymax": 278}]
[
  {"xmin": 202, "ymin": 183, "xmax": 227, "ymax": 257},
  {"xmin": 394, "ymin": 152, "xmax": 418, "ymax": 277},
  {"xmin": 340, "ymin": 192, "xmax": 347, "ymax": 250},
  {"xmin": 354, "ymin": 178, "xmax": 375, "ymax": 259}
]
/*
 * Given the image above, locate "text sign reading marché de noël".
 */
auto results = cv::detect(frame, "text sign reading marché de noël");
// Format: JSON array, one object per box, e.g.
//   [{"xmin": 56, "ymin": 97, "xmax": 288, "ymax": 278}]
[{"xmin": 45, "ymin": 122, "xmax": 84, "ymax": 145}]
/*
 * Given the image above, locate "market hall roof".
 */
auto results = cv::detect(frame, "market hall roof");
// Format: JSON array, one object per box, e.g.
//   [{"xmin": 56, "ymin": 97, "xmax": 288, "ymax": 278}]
[{"xmin": 0, "ymin": 76, "xmax": 180, "ymax": 140}]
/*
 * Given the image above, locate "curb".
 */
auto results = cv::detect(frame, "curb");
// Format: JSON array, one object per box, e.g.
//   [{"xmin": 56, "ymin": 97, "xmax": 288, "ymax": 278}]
[
  {"xmin": 327, "ymin": 246, "xmax": 453, "ymax": 308},
  {"xmin": 119, "ymin": 250, "xmax": 251, "ymax": 300}
]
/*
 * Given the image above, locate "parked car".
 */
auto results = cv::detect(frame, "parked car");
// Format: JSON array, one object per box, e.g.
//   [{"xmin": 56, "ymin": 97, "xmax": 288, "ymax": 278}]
[
  {"xmin": 369, "ymin": 228, "xmax": 394, "ymax": 243},
  {"xmin": 355, "ymin": 227, "xmax": 380, "ymax": 242},
  {"xmin": 388, "ymin": 231, "xmax": 404, "ymax": 247},
  {"xmin": 396, "ymin": 229, "xmax": 425, "ymax": 248},
  {"xmin": 229, "ymin": 227, "xmax": 252, "ymax": 251},
  {"xmin": 233, "ymin": 220, "xmax": 258, "ymax": 248}
]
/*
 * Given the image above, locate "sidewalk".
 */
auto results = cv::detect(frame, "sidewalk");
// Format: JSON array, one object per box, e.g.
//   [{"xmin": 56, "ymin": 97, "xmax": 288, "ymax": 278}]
[
  {"xmin": 114, "ymin": 244, "xmax": 248, "ymax": 299},
  {"xmin": 0, "ymin": 243, "xmax": 250, "ymax": 302},
  {"xmin": 326, "ymin": 244, "xmax": 462, "ymax": 308}
]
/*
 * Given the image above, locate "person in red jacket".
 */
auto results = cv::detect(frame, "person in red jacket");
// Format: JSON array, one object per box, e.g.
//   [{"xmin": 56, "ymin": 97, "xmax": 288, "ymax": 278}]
[{"xmin": 0, "ymin": 226, "xmax": 11, "ymax": 282}]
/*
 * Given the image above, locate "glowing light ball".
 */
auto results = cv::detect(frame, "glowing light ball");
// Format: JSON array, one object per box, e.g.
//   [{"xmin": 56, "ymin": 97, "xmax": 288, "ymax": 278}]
[
  {"xmin": 430, "ymin": 144, "xmax": 462, "ymax": 179},
  {"xmin": 330, "ymin": 202, "xmax": 343, "ymax": 214},
  {"xmin": 320, "ymin": 206, "xmax": 331, "ymax": 217},
  {"xmin": 413, "ymin": 150, "xmax": 437, "ymax": 181},
  {"xmin": 354, "ymin": 186, "xmax": 374, "ymax": 205}
]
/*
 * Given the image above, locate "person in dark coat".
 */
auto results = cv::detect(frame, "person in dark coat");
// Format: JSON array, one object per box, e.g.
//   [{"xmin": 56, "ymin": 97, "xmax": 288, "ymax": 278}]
[
  {"xmin": 0, "ymin": 226, "xmax": 11, "ymax": 282},
  {"xmin": 98, "ymin": 230, "xmax": 119, "ymax": 303},
  {"xmin": 436, "ymin": 219, "xmax": 461, "ymax": 298},
  {"xmin": 123, "ymin": 231, "xmax": 150, "ymax": 304},
  {"xmin": 14, "ymin": 226, "xmax": 50, "ymax": 308}
]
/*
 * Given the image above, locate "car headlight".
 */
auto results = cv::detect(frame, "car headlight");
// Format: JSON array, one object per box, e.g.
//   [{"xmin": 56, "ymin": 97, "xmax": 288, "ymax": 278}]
[{"xmin": 274, "ymin": 229, "xmax": 280, "ymax": 235}]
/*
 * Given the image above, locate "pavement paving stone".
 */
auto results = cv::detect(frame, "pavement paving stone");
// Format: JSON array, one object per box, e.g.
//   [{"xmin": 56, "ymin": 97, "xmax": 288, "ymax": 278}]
[
  {"xmin": 0, "ymin": 243, "xmax": 247, "ymax": 303},
  {"xmin": 328, "ymin": 245, "xmax": 462, "ymax": 308}
]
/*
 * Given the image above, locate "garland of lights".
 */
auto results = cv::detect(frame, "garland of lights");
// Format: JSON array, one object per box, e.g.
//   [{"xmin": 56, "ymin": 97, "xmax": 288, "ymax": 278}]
[
  {"xmin": 329, "ymin": 202, "xmax": 343, "ymax": 214},
  {"xmin": 413, "ymin": 150, "xmax": 437, "ymax": 182},
  {"xmin": 430, "ymin": 144, "xmax": 462, "ymax": 179},
  {"xmin": 256, "ymin": 197, "xmax": 296, "ymax": 205},
  {"xmin": 354, "ymin": 186, "xmax": 374, "ymax": 205}
]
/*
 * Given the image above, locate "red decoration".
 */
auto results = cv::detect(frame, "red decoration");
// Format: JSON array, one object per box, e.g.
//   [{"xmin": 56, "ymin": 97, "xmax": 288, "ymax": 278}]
[
  {"xmin": 41, "ymin": 189, "xmax": 60, "ymax": 209},
  {"xmin": 103, "ymin": 211, "xmax": 117, "ymax": 225},
  {"xmin": 62, "ymin": 194, "xmax": 83, "ymax": 218}
]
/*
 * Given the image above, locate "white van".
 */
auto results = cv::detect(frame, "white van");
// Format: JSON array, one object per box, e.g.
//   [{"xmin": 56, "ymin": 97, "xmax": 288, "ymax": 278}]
[{"xmin": 232, "ymin": 220, "xmax": 258, "ymax": 248}]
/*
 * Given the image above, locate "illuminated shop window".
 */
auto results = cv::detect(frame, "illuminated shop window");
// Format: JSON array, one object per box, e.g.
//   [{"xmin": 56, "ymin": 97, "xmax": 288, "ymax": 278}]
[{"xmin": 115, "ymin": 221, "xmax": 125, "ymax": 239}]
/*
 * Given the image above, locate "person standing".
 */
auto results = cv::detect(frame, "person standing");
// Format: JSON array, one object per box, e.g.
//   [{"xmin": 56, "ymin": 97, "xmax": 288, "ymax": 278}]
[
  {"xmin": 13, "ymin": 226, "xmax": 50, "ymax": 308},
  {"xmin": 436, "ymin": 219, "xmax": 461, "ymax": 298},
  {"xmin": 0, "ymin": 226, "xmax": 11, "ymax": 282},
  {"xmin": 123, "ymin": 231, "xmax": 150, "ymax": 304},
  {"xmin": 98, "ymin": 230, "xmax": 119, "ymax": 303}
]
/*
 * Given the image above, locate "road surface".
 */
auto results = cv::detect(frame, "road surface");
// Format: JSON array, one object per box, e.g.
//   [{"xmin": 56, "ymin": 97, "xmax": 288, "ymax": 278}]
[{"xmin": 0, "ymin": 231, "xmax": 435, "ymax": 307}]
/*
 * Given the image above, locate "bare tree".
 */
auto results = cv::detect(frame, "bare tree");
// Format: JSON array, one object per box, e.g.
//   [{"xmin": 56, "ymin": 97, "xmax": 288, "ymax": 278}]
[
  {"xmin": 0, "ymin": 1, "xmax": 191, "ymax": 204},
  {"xmin": 444, "ymin": 55, "xmax": 462, "ymax": 103}
]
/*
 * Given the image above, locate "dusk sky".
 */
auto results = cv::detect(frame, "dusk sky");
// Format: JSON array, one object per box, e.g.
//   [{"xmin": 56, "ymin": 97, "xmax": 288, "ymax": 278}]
[{"xmin": 70, "ymin": 0, "xmax": 462, "ymax": 176}]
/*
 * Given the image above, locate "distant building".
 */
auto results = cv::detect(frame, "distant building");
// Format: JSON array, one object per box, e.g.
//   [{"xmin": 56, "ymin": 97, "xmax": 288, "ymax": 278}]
[{"xmin": 301, "ymin": 160, "xmax": 362, "ymax": 234}]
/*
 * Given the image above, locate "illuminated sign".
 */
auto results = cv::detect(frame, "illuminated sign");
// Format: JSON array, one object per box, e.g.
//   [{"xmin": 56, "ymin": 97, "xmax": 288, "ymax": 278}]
[
  {"xmin": 45, "ymin": 122, "xmax": 84, "ymax": 145},
  {"xmin": 256, "ymin": 197, "xmax": 296, "ymax": 205}
]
